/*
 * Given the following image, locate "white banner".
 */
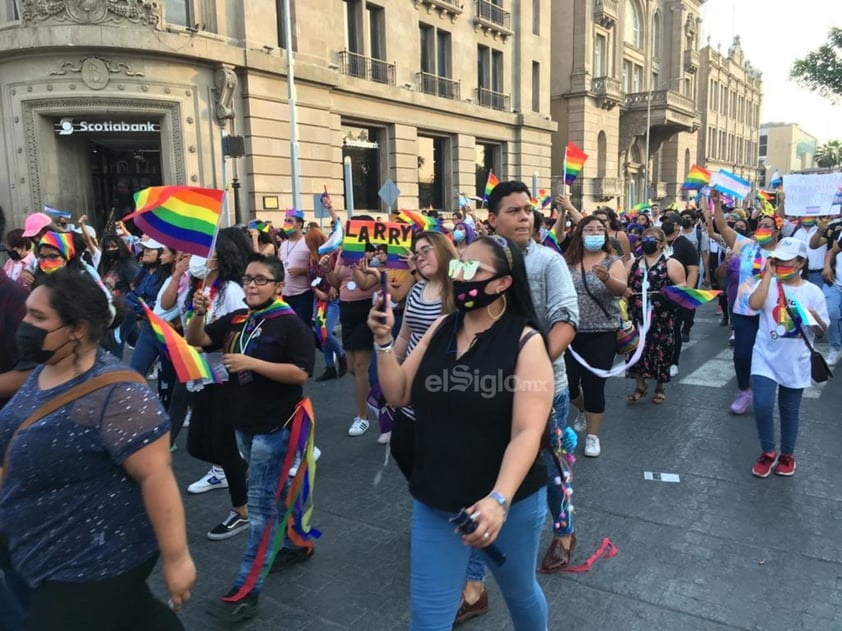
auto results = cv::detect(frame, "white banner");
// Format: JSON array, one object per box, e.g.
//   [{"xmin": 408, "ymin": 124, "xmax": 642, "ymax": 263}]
[{"xmin": 782, "ymin": 172, "xmax": 842, "ymax": 216}]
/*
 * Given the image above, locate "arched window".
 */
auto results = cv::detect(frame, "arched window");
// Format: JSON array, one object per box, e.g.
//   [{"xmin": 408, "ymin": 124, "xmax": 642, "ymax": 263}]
[
  {"xmin": 652, "ymin": 12, "xmax": 660, "ymax": 59},
  {"xmin": 624, "ymin": 0, "xmax": 642, "ymax": 48},
  {"xmin": 597, "ymin": 131, "xmax": 607, "ymax": 177}
]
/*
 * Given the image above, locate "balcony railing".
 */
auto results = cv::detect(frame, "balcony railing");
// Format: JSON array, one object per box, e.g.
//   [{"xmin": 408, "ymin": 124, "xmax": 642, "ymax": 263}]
[
  {"xmin": 474, "ymin": 0, "xmax": 512, "ymax": 37},
  {"xmin": 416, "ymin": 72, "xmax": 461, "ymax": 100},
  {"xmin": 593, "ymin": 0, "xmax": 619, "ymax": 29},
  {"xmin": 338, "ymin": 50, "xmax": 396, "ymax": 86},
  {"xmin": 475, "ymin": 87, "xmax": 510, "ymax": 111}
]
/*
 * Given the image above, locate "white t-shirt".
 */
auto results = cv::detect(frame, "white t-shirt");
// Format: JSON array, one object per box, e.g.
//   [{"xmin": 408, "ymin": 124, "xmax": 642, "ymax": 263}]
[
  {"xmin": 205, "ymin": 281, "xmax": 246, "ymax": 323},
  {"xmin": 792, "ymin": 226, "xmax": 826, "ymax": 271},
  {"xmin": 751, "ymin": 279, "xmax": 829, "ymax": 389}
]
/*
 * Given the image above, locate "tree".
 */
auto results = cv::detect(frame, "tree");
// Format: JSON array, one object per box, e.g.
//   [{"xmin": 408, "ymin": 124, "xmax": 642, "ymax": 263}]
[
  {"xmin": 816, "ymin": 140, "xmax": 842, "ymax": 168},
  {"xmin": 790, "ymin": 27, "xmax": 842, "ymax": 101}
]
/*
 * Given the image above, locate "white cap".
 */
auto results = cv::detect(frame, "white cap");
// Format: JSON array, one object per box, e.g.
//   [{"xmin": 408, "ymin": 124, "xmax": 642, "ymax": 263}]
[
  {"xmin": 770, "ymin": 236, "xmax": 808, "ymax": 261},
  {"xmin": 72, "ymin": 224, "xmax": 97, "ymax": 239},
  {"xmin": 140, "ymin": 237, "xmax": 165, "ymax": 250}
]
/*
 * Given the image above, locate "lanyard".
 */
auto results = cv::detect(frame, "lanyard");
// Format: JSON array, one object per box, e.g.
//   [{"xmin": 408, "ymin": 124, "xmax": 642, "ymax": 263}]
[{"xmin": 238, "ymin": 318, "xmax": 265, "ymax": 354}]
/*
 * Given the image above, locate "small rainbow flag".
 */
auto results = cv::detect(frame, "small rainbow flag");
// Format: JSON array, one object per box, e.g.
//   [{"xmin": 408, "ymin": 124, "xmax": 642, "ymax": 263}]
[
  {"xmin": 313, "ymin": 299, "xmax": 328, "ymax": 346},
  {"xmin": 758, "ymin": 190, "xmax": 775, "ymax": 202},
  {"xmin": 126, "ymin": 186, "xmax": 224, "ymax": 257},
  {"xmin": 630, "ymin": 202, "xmax": 650, "ymax": 214},
  {"xmin": 539, "ymin": 189, "xmax": 552, "ymax": 209},
  {"xmin": 397, "ymin": 209, "xmax": 440, "ymax": 232},
  {"xmin": 660, "ymin": 286, "xmax": 721, "ymax": 309},
  {"xmin": 542, "ymin": 229, "xmax": 562, "ymax": 254},
  {"xmin": 564, "ymin": 142, "xmax": 588, "ymax": 186},
  {"xmin": 140, "ymin": 301, "xmax": 219, "ymax": 384},
  {"xmin": 484, "ymin": 171, "xmax": 500, "ymax": 200},
  {"xmin": 681, "ymin": 165, "xmax": 711, "ymax": 190}
]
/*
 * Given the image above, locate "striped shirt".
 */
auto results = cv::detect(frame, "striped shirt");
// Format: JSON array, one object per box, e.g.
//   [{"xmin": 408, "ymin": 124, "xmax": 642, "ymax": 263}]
[{"xmin": 404, "ymin": 282, "xmax": 442, "ymax": 357}]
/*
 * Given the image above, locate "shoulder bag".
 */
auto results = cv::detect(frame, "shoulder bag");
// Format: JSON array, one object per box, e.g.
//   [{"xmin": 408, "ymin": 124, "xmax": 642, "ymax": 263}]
[
  {"xmin": 580, "ymin": 260, "xmax": 639, "ymax": 355},
  {"xmin": 777, "ymin": 283, "xmax": 832, "ymax": 383}
]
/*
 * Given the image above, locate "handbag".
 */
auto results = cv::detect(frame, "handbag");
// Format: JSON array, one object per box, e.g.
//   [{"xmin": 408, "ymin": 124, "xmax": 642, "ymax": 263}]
[
  {"xmin": 1, "ymin": 370, "xmax": 147, "ymax": 486},
  {"xmin": 777, "ymin": 283, "xmax": 833, "ymax": 383},
  {"xmin": 580, "ymin": 260, "xmax": 639, "ymax": 355}
]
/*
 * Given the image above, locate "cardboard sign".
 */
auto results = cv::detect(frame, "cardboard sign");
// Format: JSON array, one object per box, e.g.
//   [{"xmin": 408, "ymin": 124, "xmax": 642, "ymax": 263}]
[
  {"xmin": 782, "ymin": 173, "xmax": 842, "ymax": 216},
  {"xmin": 342, "ymin": 220, "xmax": 413, "ymax": 269}
]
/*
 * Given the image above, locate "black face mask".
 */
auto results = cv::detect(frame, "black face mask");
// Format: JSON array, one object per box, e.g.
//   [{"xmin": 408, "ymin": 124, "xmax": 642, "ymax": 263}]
[
  {"xmin": 641, "ymin": 240, "xmax": 659, "ymax": 255},
  {"xmin": 680, "ymin": 218, "xmax": 694, "ymax": 229},
  {"xmin": 662, "ymin": 222, "xmax": 676, "ymax": 236},
  {"xmin": 453, "ymin": 277, "xmax": 503, "ymax": 312},
  {"xmin": 7, "ymin": 249, "xmax": 22, "ymax": 261},
  {"xmin": 735, "ymin": 227, "xmax": 748, "ymax": 236},
  {"xmin": 105, "ymin": 249, "xmax": 120, "ymax": 260},
  {"xmin": 16, "ymin": 322, "xmax": 70, "ymax": 365}
]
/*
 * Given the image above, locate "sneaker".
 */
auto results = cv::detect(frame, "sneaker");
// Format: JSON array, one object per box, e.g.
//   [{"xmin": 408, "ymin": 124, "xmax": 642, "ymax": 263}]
[
  {"xmin": 775, "ymin": 454, "xmax": 797, "ymax": 476},
  {"xmin": 377, "ymin": 431, "xmax": 392, "ymax": 444},
  {"xmin": 752, "ymin": 451, "xmax": 778, "ymax": 478},
  {"xmin": 572, "ymin": 411, "xmax": 586, "ymax": 433},
  {"xmin": 584, "ymin": 434, "xmax": 601, "ymax": 457},
  {"xmin": 669, "ymin": 364, "xmax": 680, "ymax": 377},
  {"xmin": 719, "ymin": 317, "xmax": 730, "ymax": 327},
  {"xmin": 728, "ymin": 333, "xmax": 735, "ymax": 347},
  {"xmin": 187, "ymin": 466, "xmax": 228, "ymax": 494},
  {"xmin": 289, "ymin": 446, "xmax": 322, "ymax": 477},
  {"xmin": 826, "ymin": 349, "xmax": 840, "ymax": 366},
  {"xmin": 269, "ymin": 545, "xmax": 314, "ymax": 574},
  {"xmin": 681, "ymin": 332, "xmax": 690, "ymax": 343},
  {"xmin": 337, "ymin": 355, "xmax": 348, "ymax": 377},
  {"xmin": 207, "ymin": 510, "xmax": 249, "ymax": 541},
  {"xmin": 348, "ymin": 417, "xmax": 370, "ymax": 437},
  {"xmin": 315, "ymin": 366, "xmax": 338, "ymax": 382},
  {"xmin": 729, "ymin": 390, "xmax": 753, "ymax": 415},
  {"xmin": 213, "ymin": 589, "xmax": 259, "ymax": 622}
]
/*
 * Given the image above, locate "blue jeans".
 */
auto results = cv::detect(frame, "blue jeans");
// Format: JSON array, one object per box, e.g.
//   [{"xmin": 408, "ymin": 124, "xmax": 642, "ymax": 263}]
[
  {"xmin": 752, "ymin": 375, "xmax": 803, "ymax": 455},
  {"xmin": 319, "ymin": 298, "xmax": 344, "ymax": 368},
  {"xmin": 807, "ymin": 270, "xmax": 823, "ymax": 290},
  {"xmin": 411, "ymin": 489, "xmax": 548, "ymax": 631},
  {"xmin": 233, "ymin": 429, "xmax": 297, "ymax": 596},
  {"xmin": 822, "ymin": 284, "xmax": 842, "ymax": 351},
  {"xmin": 732, "ymin": 314, "xmax": 760, "ymax": 391},
  {"xmin": 129, "ymin": 322, "xmax": 160, "ymax": 376}
]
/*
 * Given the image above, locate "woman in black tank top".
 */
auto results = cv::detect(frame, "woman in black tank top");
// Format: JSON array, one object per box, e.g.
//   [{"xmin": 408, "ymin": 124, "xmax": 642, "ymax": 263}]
[{"xmin": 367, "ymin": 235, "xmax": 554, "ymax": 630}]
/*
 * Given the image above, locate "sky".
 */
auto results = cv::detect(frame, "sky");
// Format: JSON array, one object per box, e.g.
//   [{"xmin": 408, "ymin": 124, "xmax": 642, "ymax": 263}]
[{"xmin": 700, "ymin": 0, "xmax": 841, "ymax": 144}]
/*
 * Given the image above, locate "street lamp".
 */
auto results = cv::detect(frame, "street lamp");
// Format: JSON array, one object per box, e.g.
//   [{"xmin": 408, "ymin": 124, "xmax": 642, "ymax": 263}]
[{"xmin": 282, "ymin": 0, "xmax": 302, "ymax": 211}]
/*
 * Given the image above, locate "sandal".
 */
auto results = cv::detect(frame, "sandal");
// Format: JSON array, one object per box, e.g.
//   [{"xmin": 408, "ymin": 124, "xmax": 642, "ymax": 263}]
[
  {"xmin": 652, "ymin": 389, "xmax": 666, "ymax": 404},
  {"xmin": 626, "ymin": 386, "xmax": 648, "ymax": 403}
]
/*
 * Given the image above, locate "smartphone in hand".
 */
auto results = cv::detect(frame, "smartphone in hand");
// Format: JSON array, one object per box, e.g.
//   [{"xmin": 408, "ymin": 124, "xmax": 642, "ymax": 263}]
[{"xmin": 379, "ymin": 272, "xmax": 389, "ymax": 324}]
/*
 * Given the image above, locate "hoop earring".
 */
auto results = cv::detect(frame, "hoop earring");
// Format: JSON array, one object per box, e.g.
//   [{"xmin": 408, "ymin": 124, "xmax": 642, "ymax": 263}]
[{"xmin": 487, "ymin": 294, "xmax": 507, "ymax": 321}]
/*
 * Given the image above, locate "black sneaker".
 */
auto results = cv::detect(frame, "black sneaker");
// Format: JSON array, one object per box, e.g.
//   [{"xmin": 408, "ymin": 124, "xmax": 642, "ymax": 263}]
[
  {"xmin": 211, "ymin": 589, "xmax": 259, "ymax": 623},
  {"xmin": 681, "ymin": 332, "xmax": 690, "ymax": 343},
  {"xmin": 269, "ymin": 545, "xmax": 314, "ymax": 573},
  {"xmin": 315, "ymin": 366, "xmax": 338, "ymax": 382},
  {"xmin": 207, "ymin": 510, "xmax": 249, "ymax": 541}
]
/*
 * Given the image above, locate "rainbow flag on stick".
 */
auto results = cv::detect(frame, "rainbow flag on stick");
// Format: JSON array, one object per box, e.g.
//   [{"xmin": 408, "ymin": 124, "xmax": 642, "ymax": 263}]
[
  {"xmin": 681, "ymin": 165, "xmax": 711, "ymax": 190},
  {"xmin": 563, "ymin": 142, "xmax": 588, "ymax": 186},
  {"xmin": 140, "ymin": 301, "xmax": 220, "ymax": 384},
  {"xmin": 126, "ymin": 186, "xmax": 224, "ymax": 257},
  {"xmin": 484, "ymin": 171, "xmax": 500, "ymax": 200},
  {"xmin": 539, "ymin": 189, "xmax": 552, "ymax": 209},
  {"xmin": 397, "ymin": 209, "xmax": 441, "ymax": 232},
  {"xmin": 660, "ymin": 286, "xmax": 721, "ymax": 309}
]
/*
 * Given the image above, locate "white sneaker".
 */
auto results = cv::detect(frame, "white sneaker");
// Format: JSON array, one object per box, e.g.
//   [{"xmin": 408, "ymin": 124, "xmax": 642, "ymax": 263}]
[
  {"xmin": 669, "ymin": 364, "xmax": 679, "ymax": 377},
  {"xmin": 182, "ymin": 408, "xmax": 191, "ymax": 428},
  {"xmin": 584, "ymin": 434, "xmax": 601, "ymax": 457},
  {"xmin": 289, "ymin": 446, "xmax": 322, "ymax": 477},
  {"xmin": 187, "ymin": 466, "xmax": 228, "ymax": 494},
  {"xmin": 377, "ymin": 431, "xmax": 392, "ymax": 445},
  {"xmin": 826, "ymin": 349, "xmax": 840, "ymax": 366},
  {"xmin": 573, "ymin": 411, "xmax": 586, "ymax": 433},
  {"xmin": 348, "ymin": 417, "xmax": 370, "ymax": 437}
]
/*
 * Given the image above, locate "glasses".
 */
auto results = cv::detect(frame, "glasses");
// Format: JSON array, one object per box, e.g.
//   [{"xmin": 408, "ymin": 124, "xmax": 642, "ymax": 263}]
[
  {"xmin": 412, "ymin": 245, "xmax": 434, "ymax": 261},
  {"xmin": 241, "ymin": 275, "xmax": 280, "ymax": 286},
  {"xmin": 448, "ymin": 259, "xmax": 497, "ymax": 280}
]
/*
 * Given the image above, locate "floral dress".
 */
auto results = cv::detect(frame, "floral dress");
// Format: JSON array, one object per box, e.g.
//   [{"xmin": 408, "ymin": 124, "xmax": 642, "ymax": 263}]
[{"xmin": 627, "ymin": 254, "xmax": 676, "ymax": 383}]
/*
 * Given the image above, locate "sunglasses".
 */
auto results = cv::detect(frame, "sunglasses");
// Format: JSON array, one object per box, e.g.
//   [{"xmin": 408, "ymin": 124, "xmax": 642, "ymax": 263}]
[{"xmin": 448, "ymin": 259, "xmax": 497, "ymax": 280}]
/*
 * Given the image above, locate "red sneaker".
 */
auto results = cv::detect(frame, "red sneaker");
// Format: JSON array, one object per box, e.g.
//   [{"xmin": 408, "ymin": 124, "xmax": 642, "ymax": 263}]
[
  {"xmin": 775, "ymin": 454, "xmax": 797, "ymax": 476},
  {"xmin": 752, "ymin": 451, "xmax": 777, "ymax": 478}
]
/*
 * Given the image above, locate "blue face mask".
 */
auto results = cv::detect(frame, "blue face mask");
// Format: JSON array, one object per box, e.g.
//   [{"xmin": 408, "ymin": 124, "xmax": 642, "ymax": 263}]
[
  {"xmin": 453, "ymin": 229, "xmax": 465, "ymax": 243},
  {"xmin": 583, "ymin": 235, "xmax": 606, "ymax": 252}
]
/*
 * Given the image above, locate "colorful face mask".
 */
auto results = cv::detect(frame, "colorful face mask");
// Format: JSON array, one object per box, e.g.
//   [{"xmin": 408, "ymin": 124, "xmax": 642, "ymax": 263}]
[
  {"xmin": 38, "ymin": 256, "xmax": 65, "ymax": 274},
  {"xmin": 775, "ymin": 264, "xmax": 798, "ymax": 281},
  {"xmin": 800, "ymin": 218, "xmax": 817, "ymax": 228},
  {"xmin": 754, "ymin": 228, "xmax": 774, "ymax": 246}
]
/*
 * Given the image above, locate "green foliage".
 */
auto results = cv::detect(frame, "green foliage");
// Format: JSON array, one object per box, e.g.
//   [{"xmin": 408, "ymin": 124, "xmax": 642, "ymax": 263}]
[
  {"xmin": 790, "ymin": 27, "xmax": 842, "ymax": 101},
  {"xmin": 815, "ymin": 140, "xmax": 842, "ymax": 168}
]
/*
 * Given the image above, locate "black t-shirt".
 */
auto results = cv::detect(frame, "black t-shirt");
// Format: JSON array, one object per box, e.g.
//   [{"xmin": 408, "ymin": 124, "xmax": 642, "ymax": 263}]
[
  {"xmin": 205, "ymin": 311, "xmax": 315, "ymax": 433},
  {"xmin": 666, "ymin": 235, "xmax": 699, "ymax": 277}
]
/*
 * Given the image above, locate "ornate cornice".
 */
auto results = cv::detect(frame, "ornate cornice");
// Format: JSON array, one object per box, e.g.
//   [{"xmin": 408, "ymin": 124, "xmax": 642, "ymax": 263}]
[{"xmin": 21, "ymin": 0, "xmax": 160, "ymax": 27}]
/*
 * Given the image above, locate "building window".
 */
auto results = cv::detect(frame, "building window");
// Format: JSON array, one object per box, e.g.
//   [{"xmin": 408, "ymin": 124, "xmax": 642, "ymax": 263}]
[
  {"xmin": 166, "ymin": 0, "xmax": 191, "ymax": 27},
  {"xmin": 477, "ymin": 46, "xmax": 506, "ymax": 109},
  {"xmin": 622, "ymin": 60, "xmax": 630, "ymax": 92},
  {"xmin": 368, "ymin": 5, "xmax": 385, "ymax": 60},
  {"xmin": 759, "ymin": 134, "xmax": 767, "ymax": 158},
  {"xmin": 476, "ymin": 142, "xmax": 502, "ymax": 198},
  {"xmin": 418, "ymin": 136, "xmax": 449, "ymax": 210},
  {"xmin": 720, "ymin": 85, "xmax": 727, "ymax": 115},
  {"xmin": 624, "ymin": 0, "xmax": 642, "ymax": 49},
  {"xmin": 437, "ymin": 29, "xmax": 452, "ymax": 78},
  {"xmin": 632, "ymin": 65, "xmax": 642, "ymax": 92},
  {"xmin": 420, "ymin": 24, "xmax": 434, "ymax": 74},
  {"xmin": 720, "ymin": 131, "xmax": 726, "ymax": 159},
  {"xmin": 342, "ymin": 123, "xmax": 383, "ymax": 212},
  {"xmin": 594, "ymin": 34, "xmax": 606, "ymax": 77},
  {"xmin": 346, "ymin": 0, "xmax": 363, "ymax": 54},
  {"xmin": 532, "ymin": 62, "xmax": 540, "ymax": 112},
  {"xmin": 3, "ymin": 0, "xmax": 19, "ymax": 21},
  {"xmin": 622, "ymin": 60, "xmax": 642, "ymax": 93},
  {"xmin": 532, "ymin": 0, "xmax": 540, "ymax": 35}
]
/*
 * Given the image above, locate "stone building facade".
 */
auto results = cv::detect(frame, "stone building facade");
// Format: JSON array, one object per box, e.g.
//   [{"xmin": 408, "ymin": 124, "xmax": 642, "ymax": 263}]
[{"xmin": 0, "ymin": 0, "xmax": 556, "ymax": 230}]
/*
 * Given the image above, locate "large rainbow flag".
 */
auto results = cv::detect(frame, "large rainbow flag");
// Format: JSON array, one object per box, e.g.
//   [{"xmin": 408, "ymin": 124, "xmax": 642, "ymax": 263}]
[
  {"xmin": 661, "ymin": 286, "xmax": 721, "ymax": 309},
  {"xmin": 564, "ymin": 142, "xmax": 588, "ymax": 186},
  {"xmin": 397, "ymin": 209, "xmax": 444, "ymax": 233},
  {"xmin": 140, "ymin": 301, "xmax": 220, "ymax": 384},
  {"xmin": 681, "ymin": 165, "xmax": 711, "ymax": 190},
  {"xmin": 126, "ymin": 186, "xmax": 224, "ymax": 257},
  {"xmin": 484, "ymin": 171, "xmax": 500, "ymax": 199}
]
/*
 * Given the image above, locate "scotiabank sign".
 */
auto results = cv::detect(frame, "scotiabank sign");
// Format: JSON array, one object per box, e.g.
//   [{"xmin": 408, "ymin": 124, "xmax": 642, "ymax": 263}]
[{"xmin": 55, "ymin": 118, "xmax": 160, "ymax": 136}]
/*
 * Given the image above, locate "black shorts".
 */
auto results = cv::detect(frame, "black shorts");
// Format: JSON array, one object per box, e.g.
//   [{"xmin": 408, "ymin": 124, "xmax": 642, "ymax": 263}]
[{"xmin": 340, "ymin": 299, "xmax": 374, "ymax": 351}]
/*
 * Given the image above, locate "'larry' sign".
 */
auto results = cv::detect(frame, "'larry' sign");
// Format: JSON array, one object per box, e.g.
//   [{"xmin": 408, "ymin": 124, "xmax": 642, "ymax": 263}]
[{"xmin": 342, "ymin": 220, "xmax": 412, "ymax": 269}]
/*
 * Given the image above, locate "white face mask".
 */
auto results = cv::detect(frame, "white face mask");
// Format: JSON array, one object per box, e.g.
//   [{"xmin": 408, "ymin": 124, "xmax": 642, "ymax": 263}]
[{"xmin": 189, "ymin": 256, "xmax": 208, "ymax": 279}]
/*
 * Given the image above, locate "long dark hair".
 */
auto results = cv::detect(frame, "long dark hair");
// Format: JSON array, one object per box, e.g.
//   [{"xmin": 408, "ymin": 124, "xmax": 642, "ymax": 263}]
[
  {"xmin": 215, "ymin": 227, "xmax": 251, "ymax": 283},
  {"xmin": 34, "ymin": 268, "xmax": 112, "ymax": 346},
  {"xmin": 98, "ymin": 233, "xmax": 136, "ymax": 277},
  {"xmin": 564, "ymin": 215, "xmax": 612, "ymax": 266}
]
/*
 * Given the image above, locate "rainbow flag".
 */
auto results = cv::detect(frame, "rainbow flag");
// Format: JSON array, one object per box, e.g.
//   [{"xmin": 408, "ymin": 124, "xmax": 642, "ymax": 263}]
[
  {"xmin": 397, "ymin": 209, "xmax": 440, "ymax": 232},
  {"xmin": 630, "ymin": 202, "xmax": 650, "ymax": 214},
  {"xmin": 484, "ymin": 171, "xmax": 500, "ymax": 199},
  {"xmin": 564, "ymin": 142, "xmax": 588, "ymax": 186},
  {"xmin": 542, "ymin": 229, "xmax": 562, "ymax": 254},
  {"xmin": 126, "ymin": 186, "xmax": 224, "ymax": 257},
  {"xmin": 140, "ymin": 301, "xmax": 219, "ymax": 384},
  {"xmin": 539, "ymin": 189, "xmax": 552, "ymax": 209},
  {"xmin": 681, "ymin": 165, "xmax": 711, "ymax": 190},
  {"xmin": 660, "ymin": 286, "xmax": 721, "ymax": 309},
  {"xmin": 758, "ymin": 190, "xmax": 775, "ymax": 202},
  {"xmin": 313, "ymin": 299, "xmax": 328, "ymax": 346}
]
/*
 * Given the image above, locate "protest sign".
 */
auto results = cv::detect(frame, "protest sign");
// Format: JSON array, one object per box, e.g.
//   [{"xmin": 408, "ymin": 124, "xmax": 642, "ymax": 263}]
[
  {"xmin": 782, "ymin": 172, "xmax": 842, "ymax": 216},
  {"xmin": 342, "ymin": 219, "xmax": 413, "ymax": 269}
]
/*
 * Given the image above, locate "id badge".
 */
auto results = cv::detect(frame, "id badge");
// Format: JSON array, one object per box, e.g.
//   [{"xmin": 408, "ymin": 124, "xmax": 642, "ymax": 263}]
[{"xmin": 238, "ymin": 370, "xmax": 254, "ymax": 385}]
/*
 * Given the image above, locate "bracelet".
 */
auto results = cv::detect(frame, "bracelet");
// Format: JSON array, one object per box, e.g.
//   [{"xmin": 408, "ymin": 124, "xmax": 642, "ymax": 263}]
[
  {"xmin": 488, "ymin": 490, "xmax": 509, "ymax": 516},
  {"xmin": 374, "ymin": 337, "xmax": 394, "ymax": 353}
]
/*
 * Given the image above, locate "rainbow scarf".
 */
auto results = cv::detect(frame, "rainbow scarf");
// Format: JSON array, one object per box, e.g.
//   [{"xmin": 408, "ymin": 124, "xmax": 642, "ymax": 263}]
[
  {"xmin": 222, "ymin": 398, "xmax": 320, "ymax": 603},
  {"xmin": 237, "ymin": 297, "xmax": 297, "ymax": 339}
]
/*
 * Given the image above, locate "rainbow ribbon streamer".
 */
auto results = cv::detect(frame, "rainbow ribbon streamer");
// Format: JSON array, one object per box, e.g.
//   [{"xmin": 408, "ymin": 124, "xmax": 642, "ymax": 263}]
[
  {"xmin": 660, "ymin": 286, "xmax": 721, "ymax": 309},
  {"xmin": 313, "ymin": 299, "xmax": 328, "ymax": 346},
  {"xmin": 223, "ymin": 398, "xmax": 320, "ymax": 603}
]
